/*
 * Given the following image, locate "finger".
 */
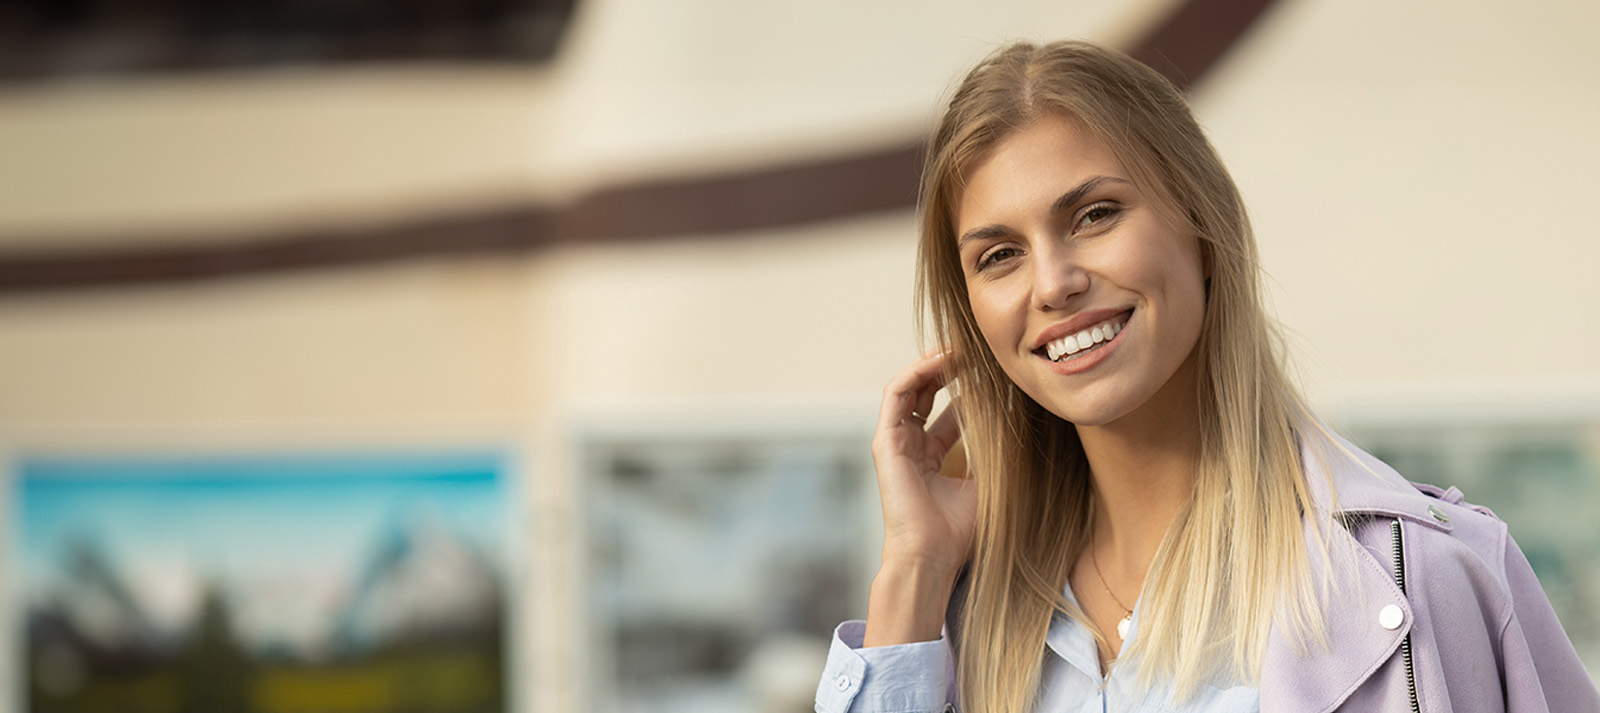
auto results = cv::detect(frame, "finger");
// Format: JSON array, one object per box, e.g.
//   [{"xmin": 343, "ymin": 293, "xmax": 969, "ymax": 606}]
[
  {"xmin": 924, "ymin": 401, "xmax": 962, "ymax": 460},
  {"xmin": 876, "ymin": 349, "xmax": 954, "ymax": 433},
  {"xmin": 909, "ymin": 379, "xmax": 939, "ymax": 428},
  {"xmin": 907, "ymin": 351, "xmax": 956, "ymax": 427}
]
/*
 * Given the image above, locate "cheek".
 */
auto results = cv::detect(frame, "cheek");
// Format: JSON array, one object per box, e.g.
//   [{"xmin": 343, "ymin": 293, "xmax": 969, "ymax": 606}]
[
  {"xmin": 1155, "ymin": 249, "xmax": 1210, "ymax": 348},
  {"xmin": 1122, "ymin": 233, "xmax": 1206, "ymax": 302},
  {"xmin": 965, "ymin": 283, "xmax": 1037, "ymax": 392},
  {"xmin": 965, "ymin": 281, "xmax": 1026, "ymax": 353}
]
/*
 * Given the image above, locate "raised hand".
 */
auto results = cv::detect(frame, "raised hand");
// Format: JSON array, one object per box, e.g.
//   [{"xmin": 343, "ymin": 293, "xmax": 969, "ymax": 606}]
[{"xmin": 864, "ymin": 350, "xmax": 978, "ymax": 647}]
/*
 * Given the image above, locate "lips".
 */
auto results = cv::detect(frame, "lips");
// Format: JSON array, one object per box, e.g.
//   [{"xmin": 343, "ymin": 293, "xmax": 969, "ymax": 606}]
[{"xmin": 1033, "ymin": 309, "xmax": 1133, "ymax": 362}]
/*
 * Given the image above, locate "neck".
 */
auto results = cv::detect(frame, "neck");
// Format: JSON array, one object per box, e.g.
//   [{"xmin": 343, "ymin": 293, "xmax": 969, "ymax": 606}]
[{"xmin": 1076, "ymin": 355, "xmax": 1202, "ymax": 576}]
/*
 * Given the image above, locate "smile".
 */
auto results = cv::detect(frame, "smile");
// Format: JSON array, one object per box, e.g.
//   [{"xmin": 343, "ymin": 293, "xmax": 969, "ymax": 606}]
[{"xmin": 1041, "ymin": 312, "xmax": 1129, "ymax": 362}]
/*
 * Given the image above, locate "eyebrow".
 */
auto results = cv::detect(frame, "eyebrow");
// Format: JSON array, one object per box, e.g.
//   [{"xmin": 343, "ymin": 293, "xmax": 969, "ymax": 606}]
[{"xmin": 957, "ymin": 175, "xmax": 1131, "ymax": 248}]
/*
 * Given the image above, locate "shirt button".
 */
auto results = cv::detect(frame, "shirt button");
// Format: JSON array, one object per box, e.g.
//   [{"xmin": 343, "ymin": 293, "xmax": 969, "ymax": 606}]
[
  {"xmin": 835, "ymin": 674, "xmax": 851, "ymax": 691},
  {"xmin": 1428, "ymin": 504, "xmax": 1450, "ymax": 523},
  {"xmin": 1379, "ymin": 604, "xmax": 1405, "ymax": 630}
]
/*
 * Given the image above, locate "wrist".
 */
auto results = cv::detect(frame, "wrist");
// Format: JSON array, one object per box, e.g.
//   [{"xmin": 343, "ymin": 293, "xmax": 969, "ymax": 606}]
[
  {"xmin": 863, "ymin": 559, "xmax": 959, "ymax": 647},
  {"xmin": 874, "ymin": 556, "xmax": 961, "ymax": 592}
]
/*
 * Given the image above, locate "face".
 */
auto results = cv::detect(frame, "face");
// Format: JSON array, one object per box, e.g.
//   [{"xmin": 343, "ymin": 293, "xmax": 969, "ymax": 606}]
[{"xmin": 954, "ymin": 114, "xmax": 1207, "ymax": 429}]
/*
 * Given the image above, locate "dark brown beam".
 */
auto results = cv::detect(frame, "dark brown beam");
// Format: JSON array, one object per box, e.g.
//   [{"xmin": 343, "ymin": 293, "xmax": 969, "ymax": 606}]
[
  {"xmin": 1126, "ymin": 0, "xmax": 1280, "ymax": 91},
  {"xmin": 0, "ymin": 208, "xmax": 558, "ymax": 292}
]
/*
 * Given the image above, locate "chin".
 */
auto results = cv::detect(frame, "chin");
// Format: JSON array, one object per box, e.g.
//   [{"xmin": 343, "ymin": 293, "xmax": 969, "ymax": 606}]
[
  {"xmin": 1020, "ymin": 378, "xmax": 1153, "ymax": 430},
  {"xmin": 1044, "ymin": 407, "xmax": 1116, "ymax": 429},
  {"xmin": 1024, "ymin": 392, "xmax": 1118, "ymax": 428}
]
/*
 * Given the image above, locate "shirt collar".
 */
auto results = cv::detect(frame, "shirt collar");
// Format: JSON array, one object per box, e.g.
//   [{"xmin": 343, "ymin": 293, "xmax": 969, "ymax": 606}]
[{"xmin": 1046, "ymin": 576, "xmax": 1142, "ymax": 682}]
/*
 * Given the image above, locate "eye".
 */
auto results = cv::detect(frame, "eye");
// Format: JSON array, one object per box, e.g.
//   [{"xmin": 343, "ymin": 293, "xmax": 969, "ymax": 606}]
[
  {"xmin": 976, "ymin": 245, "xmax": 1020, "ymax": 270},
  {"xmin": 1074, "ymin": 202, "xmax": 1120, "ymax": 231}
]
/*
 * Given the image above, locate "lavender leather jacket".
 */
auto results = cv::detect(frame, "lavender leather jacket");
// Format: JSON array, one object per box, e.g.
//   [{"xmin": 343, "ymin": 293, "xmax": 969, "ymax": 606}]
[{"xmin": 1265, "ymin": 437, "xmax": 1599, "ymax": 712}]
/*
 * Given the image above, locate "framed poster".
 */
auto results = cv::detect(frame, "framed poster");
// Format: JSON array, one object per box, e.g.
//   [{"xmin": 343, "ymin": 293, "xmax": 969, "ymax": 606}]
[
  {"xmin": 581, "ymin": 430, "xmax": 875, "ymax": 713},
  {"xmin": 10, "ymin": 451, "xmax": 515, "ymax": 713}
]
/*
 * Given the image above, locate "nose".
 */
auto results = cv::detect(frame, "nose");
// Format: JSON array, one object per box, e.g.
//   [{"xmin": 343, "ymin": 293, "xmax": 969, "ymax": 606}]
[{"xmin": 1031, "ymin": 243, "xmax": 1088, "ymax": 311}]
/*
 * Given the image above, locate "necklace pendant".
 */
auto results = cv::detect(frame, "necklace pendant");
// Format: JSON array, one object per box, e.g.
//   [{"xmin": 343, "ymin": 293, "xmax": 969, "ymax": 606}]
[{"xmin": 1116, "ymin": 614, "xmax": 1132, "ymax": 640}]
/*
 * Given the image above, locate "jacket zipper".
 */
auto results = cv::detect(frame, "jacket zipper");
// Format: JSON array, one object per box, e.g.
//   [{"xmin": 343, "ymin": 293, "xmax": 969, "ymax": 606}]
[{"xmin": 1390, "ymin": 519, "xmax": 1420, "ymax": 713}]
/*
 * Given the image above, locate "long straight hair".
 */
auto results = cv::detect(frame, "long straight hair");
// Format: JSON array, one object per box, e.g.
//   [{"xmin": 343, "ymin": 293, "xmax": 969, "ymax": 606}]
[{"xmin": 916, "ymin": 41, "xmax": 1333, "ymax": 710}]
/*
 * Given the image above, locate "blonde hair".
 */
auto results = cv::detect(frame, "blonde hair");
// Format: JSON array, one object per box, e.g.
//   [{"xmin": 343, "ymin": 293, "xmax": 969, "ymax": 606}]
[{"xmin": 916, "ymin": 40, "xmax": 1330, "ymax": 710}]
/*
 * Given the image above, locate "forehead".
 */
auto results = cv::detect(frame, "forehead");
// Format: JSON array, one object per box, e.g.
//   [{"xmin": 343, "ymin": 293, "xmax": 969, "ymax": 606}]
[{"xmin": 955, "ymin": 115, "xmax": 1129, "ymax": 228}]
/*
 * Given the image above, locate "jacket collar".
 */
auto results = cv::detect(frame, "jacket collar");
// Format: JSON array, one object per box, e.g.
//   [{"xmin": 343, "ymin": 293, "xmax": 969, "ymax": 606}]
[
  {"xmin": 1258, "ymin": 431, "xmax": 1432, "ymax": 713},
  {"xmin": 1303, "ymin": 431, "xmax": 1455, "ymax": 534}
]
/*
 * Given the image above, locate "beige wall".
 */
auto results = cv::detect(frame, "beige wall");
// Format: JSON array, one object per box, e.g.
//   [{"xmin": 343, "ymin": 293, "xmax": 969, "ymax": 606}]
[
  {"xmin": 0, "ymin": 258, "xmax": 529, "ymax": 426},
  {"xmin": 1196, "ymin": 0, "xmax": 1600, "ymax": 413},
  {"xmin": 0, "ymin": 70, "xmax": 561, "ymax": 249}
]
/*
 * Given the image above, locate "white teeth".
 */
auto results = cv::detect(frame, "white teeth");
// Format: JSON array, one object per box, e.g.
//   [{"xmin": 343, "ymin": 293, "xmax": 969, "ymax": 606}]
[{"xmin": 1042, "ymin": 314, "xmax": 1129, "ymax": 362}]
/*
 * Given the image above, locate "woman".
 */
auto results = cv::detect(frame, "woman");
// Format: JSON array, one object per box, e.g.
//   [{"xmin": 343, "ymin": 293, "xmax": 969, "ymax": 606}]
[{"xmin": 815, "ymin": 40, "xmax": 1599, "ymax": 712}]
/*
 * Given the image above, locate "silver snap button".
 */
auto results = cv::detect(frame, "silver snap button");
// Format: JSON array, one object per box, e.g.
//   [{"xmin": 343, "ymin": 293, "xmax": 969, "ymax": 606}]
[
  {"xmin": 1379, "ymin": 604, "xmax": 1404, "ymax": 630},
  {"xmin": 835, "ymin": 673, "xmax": 851, "ymax": 691},
  {"xmin": 1428, "ymin": 504, "xmax": 1450, "ymax": 523}
]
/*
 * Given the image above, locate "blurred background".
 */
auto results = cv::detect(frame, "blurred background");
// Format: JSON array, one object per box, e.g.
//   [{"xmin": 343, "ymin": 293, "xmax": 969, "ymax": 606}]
[{"xmin": 0, "ymin": 0, "xmax": 1597, "ymax": 711}]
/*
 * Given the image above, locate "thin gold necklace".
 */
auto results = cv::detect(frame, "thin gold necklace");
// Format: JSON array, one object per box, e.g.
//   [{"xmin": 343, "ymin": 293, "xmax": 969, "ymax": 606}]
[{"xmin": 1089, "ymin": 543, "xmax": 1135, "ymax": 640}]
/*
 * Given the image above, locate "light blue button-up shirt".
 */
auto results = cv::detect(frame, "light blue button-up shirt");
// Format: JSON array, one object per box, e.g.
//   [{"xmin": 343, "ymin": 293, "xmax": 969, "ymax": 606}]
[{"xmin": 815, "ymin": 586, "xmax": 1259, "ymax": 713}]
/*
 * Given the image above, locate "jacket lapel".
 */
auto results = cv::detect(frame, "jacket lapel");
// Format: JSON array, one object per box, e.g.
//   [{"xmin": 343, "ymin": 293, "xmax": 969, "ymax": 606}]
[
  {"xmin": 1259, "ymin": 516, "xmax": 1410, "ymax": 712},
  {"xmin": 1260, "ymin": 433, "xmax": 1439, "ymax": 712}
]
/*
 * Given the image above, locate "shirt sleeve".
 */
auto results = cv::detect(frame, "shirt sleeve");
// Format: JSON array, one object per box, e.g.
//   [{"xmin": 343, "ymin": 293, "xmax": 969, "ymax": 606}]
[
  {"xmin": 814, "ymin": 620, "xmax": 956, "ymax": 713},
  {"xmin": 1498, "ymin": 533, "xmax": 1600, "ymax": 713}
]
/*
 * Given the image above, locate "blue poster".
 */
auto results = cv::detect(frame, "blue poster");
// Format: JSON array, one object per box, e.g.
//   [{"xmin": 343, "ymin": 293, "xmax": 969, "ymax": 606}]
[{"xmin": 13, "ymin": 451, "xmax": 511, "ymax": 713}]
